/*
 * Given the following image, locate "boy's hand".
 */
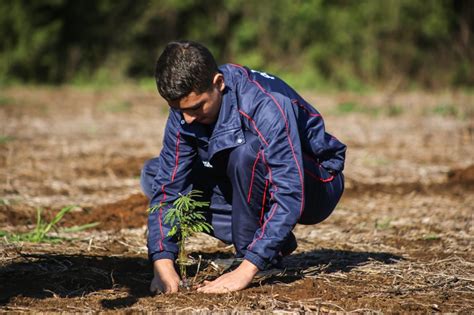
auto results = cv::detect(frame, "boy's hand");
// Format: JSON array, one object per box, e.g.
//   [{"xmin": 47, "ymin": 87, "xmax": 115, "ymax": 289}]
[
  {"xmin": 150, "ymin": 259, "xmax": 180, "ymax": 294},
  {"xmin": 197, "ymin": 259, "xmax": 258, "ymax": 293}
]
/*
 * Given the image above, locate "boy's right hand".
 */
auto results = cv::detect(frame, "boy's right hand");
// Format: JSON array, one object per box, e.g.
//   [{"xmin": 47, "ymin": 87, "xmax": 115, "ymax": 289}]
[{"xmin": 150, "ymin": 259, "xmax": 180, "ymax": 294}]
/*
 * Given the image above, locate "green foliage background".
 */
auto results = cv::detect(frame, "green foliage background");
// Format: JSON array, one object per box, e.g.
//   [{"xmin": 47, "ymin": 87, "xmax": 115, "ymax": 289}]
[{"xmin": 0, "ymin": 0, "xmax": 472, "ymax": 89}]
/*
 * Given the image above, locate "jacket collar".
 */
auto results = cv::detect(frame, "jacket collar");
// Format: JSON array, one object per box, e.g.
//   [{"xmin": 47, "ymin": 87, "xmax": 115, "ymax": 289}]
[{"xmin": 179, "ymin": 66, "xmax": 245, "ymax": 160}]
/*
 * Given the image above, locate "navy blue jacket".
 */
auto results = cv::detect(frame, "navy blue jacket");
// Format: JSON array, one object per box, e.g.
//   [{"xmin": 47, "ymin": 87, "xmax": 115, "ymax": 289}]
[{"xmin": 147, "ymin": 64, "xmax": 346, "ymax": 266}]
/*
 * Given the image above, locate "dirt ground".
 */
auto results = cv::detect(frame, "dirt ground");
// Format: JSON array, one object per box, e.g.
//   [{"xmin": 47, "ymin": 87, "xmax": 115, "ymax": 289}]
[{"xmin": 0, "ymin": 85, "xmax": 473, "ymax": 313}]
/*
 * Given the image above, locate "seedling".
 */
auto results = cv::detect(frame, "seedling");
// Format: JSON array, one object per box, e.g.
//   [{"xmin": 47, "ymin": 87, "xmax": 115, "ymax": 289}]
[
  {"xmin": 0, "ymin": 206, "xmax": 99, "ymax": 243},
  {"xmin": 148, "ymin": 190, "xmax": 211, "ymax": 288}
]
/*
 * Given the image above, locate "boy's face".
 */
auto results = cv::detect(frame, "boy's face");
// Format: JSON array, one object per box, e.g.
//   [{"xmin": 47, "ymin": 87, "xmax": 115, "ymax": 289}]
[{"xmin": 170, "ymin": 73, "xmax": 225, "ymax": 125}]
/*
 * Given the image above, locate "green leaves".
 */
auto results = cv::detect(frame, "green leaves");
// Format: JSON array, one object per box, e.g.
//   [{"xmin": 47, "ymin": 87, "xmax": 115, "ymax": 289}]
[
  {"xmin": 0, "ymin": 1, "xmax": 470, "ymax": 88},
  {"xmin": 168, "ymin": 225, "xmax": 178, "ymax": 237},
  {"xmin": 159, "ymin": 190, "xmax": 212, "ymax": 282},
  {"xmin": 0, "ymin": 206, "xmax": 99, "ymax": 243},
  {"xmin": 190, "ymin": 222, "xmax": 213, "ymax": 234},
  {"xmin": 164, "ymin": 190, "xmax": 212, "ymax": 239},
  {"xmin": 147, "ymin": 202, "xmax": 166, "ymax": 214}
]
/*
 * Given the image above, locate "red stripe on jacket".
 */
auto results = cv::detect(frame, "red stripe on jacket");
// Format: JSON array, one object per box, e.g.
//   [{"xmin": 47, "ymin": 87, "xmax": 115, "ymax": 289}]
[
  {"xmin": 247, "ymin": 151, "xmax": 261, "ymax": 203},
  {"xmin": 303, "ymin": 154, "xmax": 335, "ymax": 183},
  {"xmin": 239, "ymin": 110, "xmax": 269, "ymax": 146},
  {"xmin": 291, "ymin": 99, "xmax": 321, "ymax": 117},
  {"xmin": 231, "ymin": 64, "xmax": 305, "ymax": 216},
  {"xmin": 260, "ymin": 179, "xmax": 269, "ymax": 226},
  {"xmin": 248, "ymin": 151, "xmax": 277, "ymax": 249}
]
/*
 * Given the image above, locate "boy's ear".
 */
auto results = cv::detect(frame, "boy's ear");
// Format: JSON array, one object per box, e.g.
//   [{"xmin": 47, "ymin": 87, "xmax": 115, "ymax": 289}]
[{"xmin": 213, "ymin": 73, "xmax": 225, "ymax": 92}]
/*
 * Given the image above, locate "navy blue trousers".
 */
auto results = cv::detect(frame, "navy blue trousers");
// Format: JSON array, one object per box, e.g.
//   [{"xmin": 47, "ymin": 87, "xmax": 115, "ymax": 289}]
[{"xmin": 141, "ymin": 132, "xmax": 344, "ymax": 259}]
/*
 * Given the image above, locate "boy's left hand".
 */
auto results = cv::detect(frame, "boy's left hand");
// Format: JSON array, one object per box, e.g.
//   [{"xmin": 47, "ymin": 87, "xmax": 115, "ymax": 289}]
[{"xmin": 197, "ymin": 259, "xmax": 259, "ymax": 293}]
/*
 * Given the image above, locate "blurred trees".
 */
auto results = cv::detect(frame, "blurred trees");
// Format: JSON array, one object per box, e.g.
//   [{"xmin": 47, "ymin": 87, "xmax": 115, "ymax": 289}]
[{"xmin": 0, "ymin": 0, "xmax": 472, "ymax": 88}]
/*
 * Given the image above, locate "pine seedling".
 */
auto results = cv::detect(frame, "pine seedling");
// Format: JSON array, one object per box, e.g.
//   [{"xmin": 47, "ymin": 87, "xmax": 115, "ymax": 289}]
[{"xmin": 151, "ymin": 190, "xmax": 211, "ymax": 287}]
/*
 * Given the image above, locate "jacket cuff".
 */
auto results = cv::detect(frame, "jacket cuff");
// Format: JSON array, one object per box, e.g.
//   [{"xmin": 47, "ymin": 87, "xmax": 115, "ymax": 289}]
[
  {"xmin": 244, "ymin": 251, "xmax": 267, "ymax": 271},
  {"xmin": 149, "ymin": 251, "xmax": 176, "ymax": 262}
]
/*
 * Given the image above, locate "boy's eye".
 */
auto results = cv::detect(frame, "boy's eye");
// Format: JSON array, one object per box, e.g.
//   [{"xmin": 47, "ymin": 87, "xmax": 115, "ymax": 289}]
[{"xmin": 189, "ymin": 105, "xmax": 203, "ymax": 112}]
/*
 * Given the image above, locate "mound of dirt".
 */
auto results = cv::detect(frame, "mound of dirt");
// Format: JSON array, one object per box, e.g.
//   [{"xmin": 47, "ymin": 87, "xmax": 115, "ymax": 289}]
[
  {"xmin": 0, "ymin": 194, "xmax": 149, "ymax": 231},
  {"xmin": 0, "ymin": 203, "xmax": 35, "ymax": 227},
  {"xmin": 73, "ymin": 193, "xmax": 149, "ymax": 230},
  {"xmin": 447, "ymin": 164, "xmax": 474, "ymax": 184}
]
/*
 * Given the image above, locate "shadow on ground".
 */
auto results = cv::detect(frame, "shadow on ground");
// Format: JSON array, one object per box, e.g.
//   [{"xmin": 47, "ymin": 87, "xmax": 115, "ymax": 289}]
[
  {"xmin": 0, "ymin": 254, "xmax": 152, "ymax": 309},
  {"xmin": 0, "ymin": 249, "xmax": 402, "ymax": 309},
  {"xmin": 284, "ymin": 249, "xmax": 401, "ymax": 272},
  {"xmin": 257, "ymin": 249, "xmax": 403, "ymax": 286}
]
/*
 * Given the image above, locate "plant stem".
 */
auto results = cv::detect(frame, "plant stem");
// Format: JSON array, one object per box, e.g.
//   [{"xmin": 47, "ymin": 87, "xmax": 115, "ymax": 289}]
[{"xmin": 179, "ymin": 237, "xmax": 187, "ymax": 286}]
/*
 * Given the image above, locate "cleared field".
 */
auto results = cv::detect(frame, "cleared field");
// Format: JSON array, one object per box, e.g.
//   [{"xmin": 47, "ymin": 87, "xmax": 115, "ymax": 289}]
[{"xmin": 1, "ymin": 86, "xmax": 473, "ymax": 312}]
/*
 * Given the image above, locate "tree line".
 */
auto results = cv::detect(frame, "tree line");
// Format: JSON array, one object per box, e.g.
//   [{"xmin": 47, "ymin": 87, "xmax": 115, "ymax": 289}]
[{"xmin": 0, "ymin": 0, "xmax": 472, "ymax": 89}]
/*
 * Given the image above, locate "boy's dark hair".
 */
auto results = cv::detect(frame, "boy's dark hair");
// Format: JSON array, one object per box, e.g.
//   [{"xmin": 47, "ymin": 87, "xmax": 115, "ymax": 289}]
[{"xmin": 155, "ymin": 40, "xmax": 219, "ymax": 102}]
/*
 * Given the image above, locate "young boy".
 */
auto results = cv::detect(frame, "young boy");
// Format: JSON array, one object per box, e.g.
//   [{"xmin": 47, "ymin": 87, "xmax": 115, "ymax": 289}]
[{"xmin": 141, "ymin": 40, "xmax": 346, "ymax": 294}]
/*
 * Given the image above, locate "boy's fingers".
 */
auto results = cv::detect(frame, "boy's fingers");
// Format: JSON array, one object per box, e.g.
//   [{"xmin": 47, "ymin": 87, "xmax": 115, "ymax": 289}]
[
  {"xmin": 197, "ymin": 279, "xmax": 220, "ymax": 292},
  {"xmin": 201, "ymin": 279, "xmax": 218, "ymax": 287},
  {"xmin": 198, "ymin": 281, "xmax": 214, "ymax": 289},
  {"xmin": 150, "ymin": 278, "xmax": 159, "ymax": 292},
  {"xmin": 150, "ymin": 283, "xmax": 164, "ymax": 294},
  {"xmin": 197, "ymin": 271, "xmax": 237, "ymax": 292},
  {"xmin": 198, "ymin": 275, "xmax": 231, "ymax": 291},
  {"xmin": 194, "ymin": 280, "xmax": 210, "ymax": 289},
  {"xmin": 166, "ymin": 285, "xmax": 178, "ymax": 294},
  {"xmin": 198, "ymin": 283, "xmax": 231, "ymax": 294}
]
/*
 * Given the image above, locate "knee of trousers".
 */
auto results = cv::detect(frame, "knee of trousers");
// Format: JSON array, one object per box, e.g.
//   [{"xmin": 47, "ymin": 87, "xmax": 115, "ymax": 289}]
[
  {"xmin": 298, "ymin": 204, "xmax": 335, "ymax": 225},
  {"xmin": 298, "ymin": 173, "xmax": 344, "ymax": 225}
]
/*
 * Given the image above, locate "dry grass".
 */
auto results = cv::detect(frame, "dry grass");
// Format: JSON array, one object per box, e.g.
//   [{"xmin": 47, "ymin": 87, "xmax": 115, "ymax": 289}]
[{"xmin": 0, "ymin": 86, "xmax": 473, "ymax": 312}]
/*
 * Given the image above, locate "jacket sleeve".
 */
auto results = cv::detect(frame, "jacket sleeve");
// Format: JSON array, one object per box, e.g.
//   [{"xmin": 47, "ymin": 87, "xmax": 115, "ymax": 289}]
[
  {"xmin": 243, "ymin": 93, "xmax": 305, "ymax": 270},
  {"xmin": 298, "ymin": 98, "xmax": 346, "ymax": 173},
  {"xmin": 147, "ymin": 110, "xmax": 197, "ymax": 262}
]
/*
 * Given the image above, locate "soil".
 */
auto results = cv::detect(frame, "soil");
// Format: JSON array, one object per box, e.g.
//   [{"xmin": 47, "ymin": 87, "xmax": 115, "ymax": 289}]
[{"xmin": 0, "ymin": 86, "xmax": 473, "ymax": 312}]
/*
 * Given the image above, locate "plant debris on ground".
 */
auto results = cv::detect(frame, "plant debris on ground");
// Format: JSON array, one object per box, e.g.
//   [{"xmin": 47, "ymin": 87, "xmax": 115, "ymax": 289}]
[{"xmin": 0, "ymin": 87, "xmax": 472, "ymax": 312}]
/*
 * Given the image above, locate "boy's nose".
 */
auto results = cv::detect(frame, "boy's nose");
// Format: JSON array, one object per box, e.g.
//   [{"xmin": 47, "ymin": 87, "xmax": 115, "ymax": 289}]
[{"xmin": 182, "ymin": 112, "xmax": 196, "ymax": 124}]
